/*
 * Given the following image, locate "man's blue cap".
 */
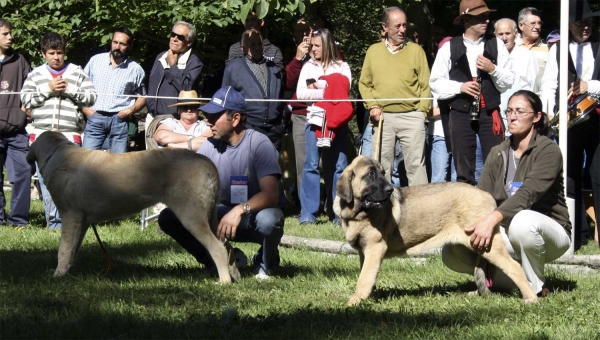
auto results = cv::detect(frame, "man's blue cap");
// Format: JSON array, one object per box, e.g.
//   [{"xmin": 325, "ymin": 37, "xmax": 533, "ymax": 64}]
[{"xmin": 200, "ymin": 86, "xmax": 247, "ymax": 115}]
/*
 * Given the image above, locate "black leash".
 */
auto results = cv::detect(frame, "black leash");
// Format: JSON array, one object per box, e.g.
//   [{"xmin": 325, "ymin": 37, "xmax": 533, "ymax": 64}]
[{"xmin": 91, "ymin": 223, "xmax": 114, "ymax": 274}]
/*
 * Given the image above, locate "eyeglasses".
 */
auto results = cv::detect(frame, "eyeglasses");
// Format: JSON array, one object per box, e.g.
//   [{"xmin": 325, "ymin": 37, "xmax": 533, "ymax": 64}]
[
  {"xmin": 574, "ymin": 19, "xmax": 594, "ymax": 27},
  {"xmin": 522, "ymin": 21, "xmax": 544, "ymax": 28},
  {"xmin": 312, "ymin": 30, "xmax": 320, "ymax": 36},
  {"xmin": 504, "ymin": 109, "xmax": 534, "ymax": 117},
  {"xmin": 170, "ymin": 31, "xmax": 187, "ymax": 41}
]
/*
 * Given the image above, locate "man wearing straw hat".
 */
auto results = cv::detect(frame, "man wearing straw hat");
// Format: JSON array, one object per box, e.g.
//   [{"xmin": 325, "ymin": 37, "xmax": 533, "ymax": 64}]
[
  {"xmin": 359, "ymin": 6, "xmax": 431, "ymax": 185},
  {"xmin": 540, "ymin": 0, "xmax": 600, "ymax": 249},
  {"xmin": 430, "ymin": 0, "xmax": 513, "ymax": 185},
  {"xmin": 152, "ymin": 90, "xmax": 211, "ymax": 151}
]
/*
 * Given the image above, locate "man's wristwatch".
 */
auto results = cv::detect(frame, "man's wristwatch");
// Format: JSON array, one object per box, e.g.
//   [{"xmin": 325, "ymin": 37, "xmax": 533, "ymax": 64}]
[{"xmin": 242, "ymin": 203, "xmax": 251, "ymax": 215}]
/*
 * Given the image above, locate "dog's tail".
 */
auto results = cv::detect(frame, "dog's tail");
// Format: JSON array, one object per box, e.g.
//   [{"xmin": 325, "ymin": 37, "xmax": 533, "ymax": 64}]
[{"xmin": 474, "ymin": 255, "xmax": 492, "ymax": 296}]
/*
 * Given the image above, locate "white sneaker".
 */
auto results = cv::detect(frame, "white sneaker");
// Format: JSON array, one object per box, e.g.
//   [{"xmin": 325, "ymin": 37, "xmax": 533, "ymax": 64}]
[{"xmin": 254, "ymin": 267, "xmax": 271, "ymax": 280}]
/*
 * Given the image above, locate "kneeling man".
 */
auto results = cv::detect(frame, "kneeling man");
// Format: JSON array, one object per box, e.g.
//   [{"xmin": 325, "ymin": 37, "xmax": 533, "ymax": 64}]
[{"xmin": 158, "ymin": 86, "xmax": 285, "ymax": 278}]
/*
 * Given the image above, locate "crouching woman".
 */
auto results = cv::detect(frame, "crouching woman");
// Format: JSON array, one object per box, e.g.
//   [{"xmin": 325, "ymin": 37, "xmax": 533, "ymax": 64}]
[{"xmin": 442, "ymin": 90, "xmax": 571, "ymax": 296}]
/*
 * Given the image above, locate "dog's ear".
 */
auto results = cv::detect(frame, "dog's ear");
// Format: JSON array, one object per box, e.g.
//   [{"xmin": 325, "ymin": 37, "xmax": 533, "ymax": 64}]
[
  {"xmin": 26, "ymin": 147, "xmax": 37, "ymax": 177},
  {"xmin": 336, "ymin": 167, "xmax": 354, "ymax": 203}
]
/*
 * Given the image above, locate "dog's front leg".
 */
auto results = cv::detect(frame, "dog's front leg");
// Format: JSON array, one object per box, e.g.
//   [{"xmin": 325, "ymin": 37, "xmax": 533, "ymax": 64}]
[
  {"xmin": 54, "ymin": 213, "xmax": 87, "ymax": 277},
  {"xmin": 348, "ymin": 241, "xmax": 387, "ymax": 306}
]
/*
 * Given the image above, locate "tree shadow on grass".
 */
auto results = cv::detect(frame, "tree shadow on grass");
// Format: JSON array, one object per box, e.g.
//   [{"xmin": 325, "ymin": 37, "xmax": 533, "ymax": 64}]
[{"xmin": 0, "ymin": 296, "xmax": 545, "ymax": 339}]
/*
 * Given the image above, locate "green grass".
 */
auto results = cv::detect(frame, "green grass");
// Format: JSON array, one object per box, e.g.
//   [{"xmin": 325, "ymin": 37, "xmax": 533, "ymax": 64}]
[{"xmin": 1, "ymin": 201, "xmax": 600, "ymax": 339}]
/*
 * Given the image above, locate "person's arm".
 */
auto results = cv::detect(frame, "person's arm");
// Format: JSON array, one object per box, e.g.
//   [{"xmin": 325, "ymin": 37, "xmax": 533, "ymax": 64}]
[
  {"xmin": 358, "ymin": 48, "xmax": 376, "ymax": 109},
  {"xmin": 216, "ymin": 174, "xmax": 280, "ymax": 241},
  {"xmin": 285, "ymin": 58, "xmax": 304, "ymax": 90},
  {"xmin": 20, "ymin": 70, "xmax": 50, "ymax": 109},
  {"xmin": 487, "ymin": 37, "xmax": 516, "ymax": 93},
  {"xmin": 65, "ymin": 67, "xmax": 97, "ymax": 107},
  {"xmin": 118, "ymin": 70, "xmax": 147, "ymax": 119},
  {"xmin": 296, "ymin": 63, "xmax": 324, "ymax": 100},
  {"xmin": 429, "ymin": 43, "xmax": 463, "ymax": 100},
  {"xmin": 416, "ymin": 47, "xmax": 432, "ymax": 113},
  {"xmin": 163, "ymin": 54, "xmax": 203, "ymax": 92},
  {"xmin": 158, "ymin": 126, "xmax": 211, "ymax": 150},
  {"xmin": 540, "ymin": 44, "xmax": 558, "ymax": 115}
]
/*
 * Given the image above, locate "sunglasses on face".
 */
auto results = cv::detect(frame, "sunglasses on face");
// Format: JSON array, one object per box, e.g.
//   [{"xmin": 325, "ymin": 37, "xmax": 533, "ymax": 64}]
[
  {"xmin": 179, "ymin": 106, "xmax": 199, "ymax": 112},
  {"xmin": 170, "ymin": 31, "xmax": 186, "ymax": 41}
]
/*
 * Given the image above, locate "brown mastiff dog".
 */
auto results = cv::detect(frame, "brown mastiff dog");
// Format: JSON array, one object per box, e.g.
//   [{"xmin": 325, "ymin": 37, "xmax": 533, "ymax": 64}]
[
  {"xmin": 27, "ymin": 131, "xmax": 240, "ymax": 282},
  {"xmin": 333, "ymin": 156, "xmax": 538, "ymax": 306}
]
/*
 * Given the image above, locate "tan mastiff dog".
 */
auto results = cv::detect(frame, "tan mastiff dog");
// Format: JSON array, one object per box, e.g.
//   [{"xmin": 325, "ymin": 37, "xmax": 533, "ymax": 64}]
[
  {"xmin": 27, "ymin": 131, "xmax": 240, "ymax": 282},
  {"xmin": 333, "ymin": 156, "xmax": 538, "ymax": 306}
]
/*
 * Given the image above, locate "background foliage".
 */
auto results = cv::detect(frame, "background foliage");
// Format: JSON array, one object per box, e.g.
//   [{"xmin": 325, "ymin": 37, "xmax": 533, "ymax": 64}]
[{"xmin": 0, "ymin": 0, "xmax": 587, "ymax": 97}]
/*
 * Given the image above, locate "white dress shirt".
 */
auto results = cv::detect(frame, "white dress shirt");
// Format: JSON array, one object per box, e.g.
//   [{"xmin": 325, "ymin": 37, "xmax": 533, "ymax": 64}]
[
  {"xmin": 430, "ymin": 35, "xmax": 514, "ymax": 100},
  {"xmin": 540, "ymin": 41, "xmax": 600, "ymax": 114}
]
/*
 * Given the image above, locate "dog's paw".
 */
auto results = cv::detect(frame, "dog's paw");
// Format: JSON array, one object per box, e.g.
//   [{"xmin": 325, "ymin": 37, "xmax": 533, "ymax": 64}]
[{"xmin": 346, "ymin": 295, "xmax": 363, "ymax": 307}]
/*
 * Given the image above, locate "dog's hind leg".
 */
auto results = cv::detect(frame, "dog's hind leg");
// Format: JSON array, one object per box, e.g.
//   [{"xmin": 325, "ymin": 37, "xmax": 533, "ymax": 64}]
[
  {"xmin": 175, "ymin": 209, "xmax": 233, "ymax": 284},
  {"xmin": 348, "ymin": 241, "xmax": 387, "ymax": 306},
  {"xmin": 54, "ymin": 213, "xmax": 88, "ymax": 277},
  {"xmin": 482, "ymin": 234, "xmax": 538, "ymax": 304}
]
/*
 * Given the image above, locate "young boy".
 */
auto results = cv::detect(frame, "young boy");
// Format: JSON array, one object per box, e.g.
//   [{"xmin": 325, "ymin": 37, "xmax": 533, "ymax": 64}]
[{"xmin": 21, "ymin": 32, "xmax": 97, "ymax": 230}]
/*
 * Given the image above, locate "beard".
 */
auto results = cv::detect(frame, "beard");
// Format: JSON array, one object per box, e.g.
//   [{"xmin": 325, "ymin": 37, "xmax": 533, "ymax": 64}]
[{"xmin": 111, "ymin": 49, "xmax": 127, "ymax": 59}]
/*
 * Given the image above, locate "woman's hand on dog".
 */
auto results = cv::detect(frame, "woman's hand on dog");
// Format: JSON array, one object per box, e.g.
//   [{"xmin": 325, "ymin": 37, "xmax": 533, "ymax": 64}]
[
  {"xmin": 217, "ymin": 207, "xmax": 243, "ymax": 241},
  {"xmin": 465, "ymin": 210, "xmax": 503, "ymax": 252}
]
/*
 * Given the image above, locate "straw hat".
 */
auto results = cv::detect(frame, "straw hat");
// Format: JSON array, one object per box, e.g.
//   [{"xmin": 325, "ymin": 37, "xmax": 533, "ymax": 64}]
[{"xmin": 168, "ymin": 90, "xmax": 204, "ymax": 107}]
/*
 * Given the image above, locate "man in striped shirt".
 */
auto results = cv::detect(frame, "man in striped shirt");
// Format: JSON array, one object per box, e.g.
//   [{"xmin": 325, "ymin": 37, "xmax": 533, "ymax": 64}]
[
  {"xmin": 81, "ymin": 27, "xmax": 146, "ymax": 154},
  {"xmin": 21, "ymin": 32, "xmax": 97, "ymax": 230}
]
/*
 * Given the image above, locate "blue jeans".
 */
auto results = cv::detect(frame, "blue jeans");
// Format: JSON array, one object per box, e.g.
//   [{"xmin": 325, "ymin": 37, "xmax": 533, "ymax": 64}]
[
  {"xmin": 300, "ymin": 124, "xmax": 349, "ymax": 223},
  {"xmin": 82, "ymin": 112, "xmax": 128, "ymax": 154},
  {"xmin": 475, "ymin": 135, "xmax": 484, "ymax": 184},
  {"xmin": 36, "ymin": 164, "xmax": 61, "ymax": 229},
  {"xmin": 0, "ymin": 131, "xmax": 30, "ymax": 225},
  {"xmin": 361, "ymin": 124, "xmax": 373, "ymax": 157},
  {"xmin": 158, "ymin": 205, "xmax": 284, "ymax": 273},
  {"xmin": 430, "ymin": 135, "xmax": 456, "ymax": 183}
]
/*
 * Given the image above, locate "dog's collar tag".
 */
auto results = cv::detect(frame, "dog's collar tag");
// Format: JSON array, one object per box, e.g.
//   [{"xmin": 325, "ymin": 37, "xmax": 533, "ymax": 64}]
[{"xmin": 230, "ymin": 176, "xmax": 248, "ymax": 204}]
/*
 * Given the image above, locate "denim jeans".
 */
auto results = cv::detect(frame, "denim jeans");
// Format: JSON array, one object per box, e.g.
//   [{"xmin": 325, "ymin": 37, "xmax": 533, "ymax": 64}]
[
  {"xmin": 82, "ymin": 112, "xmax": 128, "ymax": 154},
  {"xmin": 158, "ymin": 205, "xmax": 284, "ymax": 273},
  {"xmin": 430, "ymin": 135, "xmax": 456, "ymax": 183},
  {"xmin": 300, "ymin": 124, "xmax": 348, "ymax": 223},
  {"xmin": 36, "ymin": 164, "xmax": 60, "ymax": 229},
  {"xmin": 361, "ymin": 124, "xmax": 373, "ymax": 157},
  {"xmin": 475, "ymin": 135, "xmax": 484, "ymax": 184},
  {"xmin": 0, "ymin": 131, "xmax": 30, "ymax": 225}
]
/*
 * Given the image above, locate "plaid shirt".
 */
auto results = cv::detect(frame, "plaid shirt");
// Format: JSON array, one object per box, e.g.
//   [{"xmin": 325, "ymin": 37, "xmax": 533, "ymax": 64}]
[{"xmin": 84, "ymin": 52, "xmax": 145, "ymax": 112}]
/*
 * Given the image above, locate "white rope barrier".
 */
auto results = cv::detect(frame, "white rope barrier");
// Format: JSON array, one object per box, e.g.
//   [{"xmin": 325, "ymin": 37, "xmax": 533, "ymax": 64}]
[{"xmin": 1, "ymin": 91, "xmax": 433, "ymax": 103}]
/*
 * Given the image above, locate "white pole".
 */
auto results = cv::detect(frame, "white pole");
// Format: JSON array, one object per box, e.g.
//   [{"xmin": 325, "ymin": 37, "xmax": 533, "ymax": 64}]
[{"xmin": 559, "ymin": 0, "xmax": 575, "ymax": 255}]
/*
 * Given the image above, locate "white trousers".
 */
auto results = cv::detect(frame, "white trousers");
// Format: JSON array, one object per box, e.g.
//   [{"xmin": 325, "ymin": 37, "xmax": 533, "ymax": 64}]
[{"xmin": 442, "ymin": 210, "xmax": 571, "ymax": 294}]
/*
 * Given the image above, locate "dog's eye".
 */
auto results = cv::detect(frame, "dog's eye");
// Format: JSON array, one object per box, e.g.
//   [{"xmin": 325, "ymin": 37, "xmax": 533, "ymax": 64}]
[{"xmin": 368, "ymin": 170, "xmax": 374, "ymax": 178}]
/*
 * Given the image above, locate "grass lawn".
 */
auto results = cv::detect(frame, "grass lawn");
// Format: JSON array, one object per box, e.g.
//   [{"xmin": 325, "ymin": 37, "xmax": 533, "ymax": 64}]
[{"xmin": 1, "ymin": 199, "xmax": 600, "ymax": 339}]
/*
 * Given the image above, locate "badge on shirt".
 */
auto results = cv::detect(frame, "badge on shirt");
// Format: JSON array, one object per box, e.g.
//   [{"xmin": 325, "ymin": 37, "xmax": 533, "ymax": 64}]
[
  {"xmin": 0, "ymin": 81, "xmax": 9, "ymax": 91},
  {"xmin": 509, "ymin": 182, "xmax": 523, "ymax": 196},
  {"xmin": 230, "ymin": 176, "xmax": 248, "ymax": 204}
]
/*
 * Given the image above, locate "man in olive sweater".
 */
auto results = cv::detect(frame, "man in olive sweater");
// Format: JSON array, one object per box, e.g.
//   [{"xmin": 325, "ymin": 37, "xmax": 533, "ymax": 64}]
[{"xmin": 359, "ymin": 7, "xmax": 431, "ymax": 185}]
